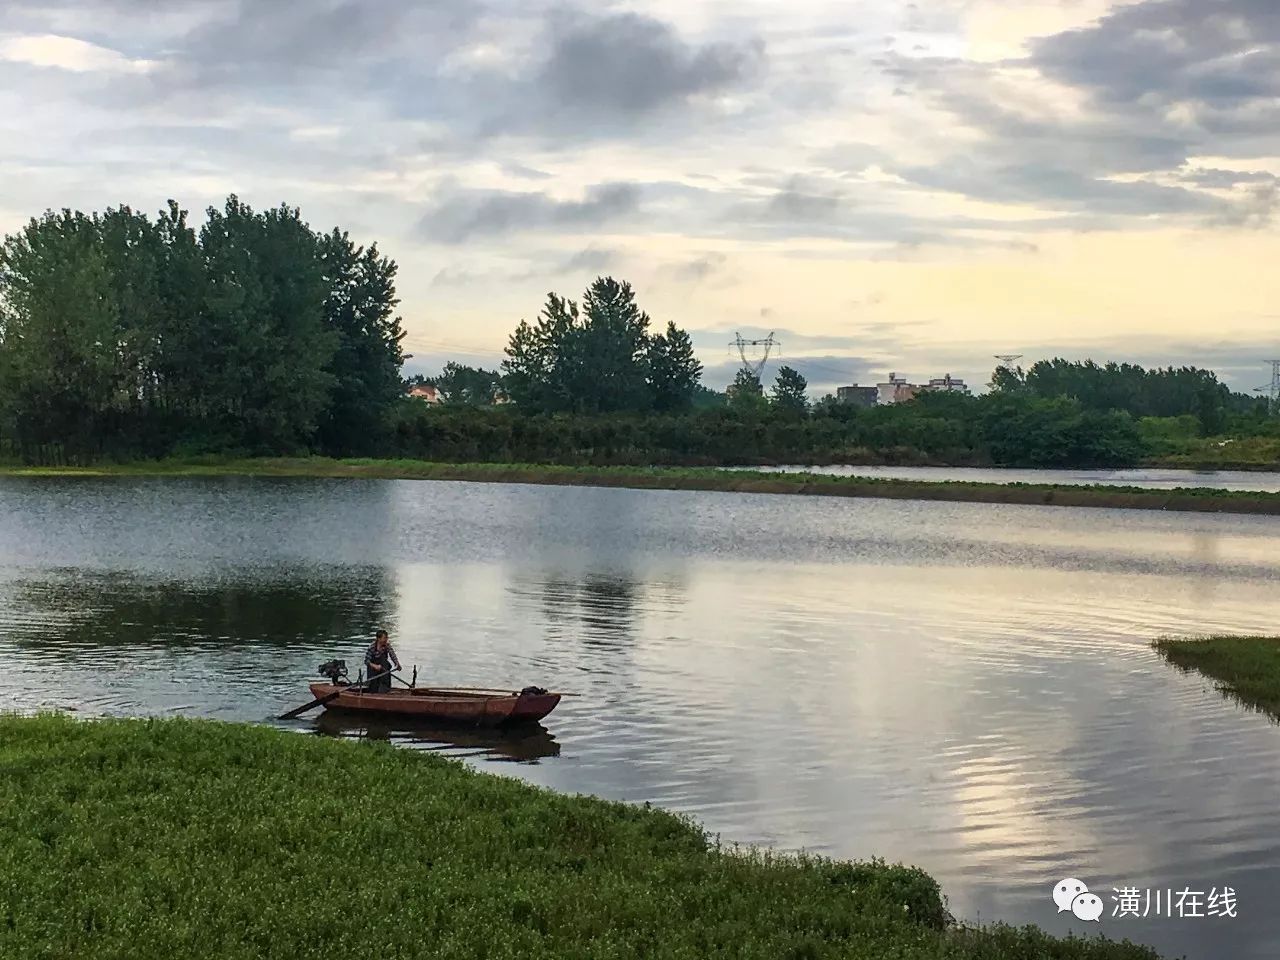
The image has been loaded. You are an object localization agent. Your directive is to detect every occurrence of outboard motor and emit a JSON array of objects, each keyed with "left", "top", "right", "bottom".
[{"left": 318, "top": 659, "right": 349, "bottom": 684}]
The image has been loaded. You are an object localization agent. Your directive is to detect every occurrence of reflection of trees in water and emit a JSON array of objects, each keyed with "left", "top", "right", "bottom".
[
  {"left": 510, "top": 569, "right": 688, "bottom": 652},
  {"left": 534, "top": 574, "right": 638, "bottom": 648},
  {"left": 2, "top": 567, "right": 397, "bottom": 651},
  {"left": 1188, "top": 531, "right": 1221, "bottom": 604}
]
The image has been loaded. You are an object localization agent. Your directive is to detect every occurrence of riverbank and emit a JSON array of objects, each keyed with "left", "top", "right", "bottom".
[
  {"left": 0, "top": 714, "right": 1158, "bottom": 959},
  {"left": 1153, "top": 635, "right": 1280, "bottom": 719},
  {"left": 5, "top": 456, "right": 1280, "bottom": 516}
]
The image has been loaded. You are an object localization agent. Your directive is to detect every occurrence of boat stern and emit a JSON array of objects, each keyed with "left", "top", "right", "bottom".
[{"left": 508, "top": 692, "right": 561, "bottom": 723}]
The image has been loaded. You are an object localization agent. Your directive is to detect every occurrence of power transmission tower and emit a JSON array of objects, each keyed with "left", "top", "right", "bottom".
[
  {"left": 731, "top": 332, "right": 779, "bottom": 381},
  {"left": 1254, "top": 360, "right": 1280, "bottom": 414},
  {"left": 989, "top": 354, "right": 1023, "bottom": 389}
]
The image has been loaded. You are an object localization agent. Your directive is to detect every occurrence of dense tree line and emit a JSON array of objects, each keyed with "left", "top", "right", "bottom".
[
  {"left": 0, "top": 197, "right": 406, "bottom": 461},
  {"left": 991, "top": 358, "right": 1267, "bottom": 436},
  {"left": 3, "top": 196, "right": 1273, "bottom": 470},
  {"left": 387, "top": 390, "right": 1148, "bottom": 468}
]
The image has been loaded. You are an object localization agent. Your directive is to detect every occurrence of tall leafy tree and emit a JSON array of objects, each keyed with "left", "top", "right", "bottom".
[
  {"left": 727, "top": 368, "right": 767, "bottom": 412},
  {"left": 96, "top": 206, "right": 165, "bottom": 431},
  {"left": 502, "top": 277, "right": 701, "bottom": 415},
  {"left": 315, "top": 229, "right": 407, "bottom": 455},
  {"left": 577, "top": 277, "right": 652, "bottom": 413},
  {"left": 770, "top": 366, "right": 809, "bottom": 415},
  {"left": 0, "top": 194, "right": 409, "bottom": 462},
  {"left": 648, "top": 321, "right": 703, "bottom": 413},
  {"left": 149, "top": 201, "right": 211, "bottom": 441},
  {"left": 502, "top": 292, "right": 580, "bottom": 412},
  {"left": 198, "top": 196, "right": 337, "bottom": 452},
  {"left": 0, "top": 210, "right": 120, "bottom": 458}
]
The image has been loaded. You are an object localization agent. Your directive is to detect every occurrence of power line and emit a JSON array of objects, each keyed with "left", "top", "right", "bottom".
[
  {"left": 1254, "top": 359, "right": 1280, "bottom": 414},
  {"left": 730, "top": 331, "right": 779, "bottom": 381},
  {"left": 988, "top": 354, "right": 1024, "bottom": 389}
]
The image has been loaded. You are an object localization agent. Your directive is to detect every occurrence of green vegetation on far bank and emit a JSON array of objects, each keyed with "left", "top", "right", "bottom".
[
  {"left": 0, "top": 714, "right": 1160, "bottom": 960},
  {"left": 5, "top": 456, "right": 1280, "bottom": 516},
  {"left": 1153, "top": 635, "right": 1280, "bottom": 719},
  {"left": 3, "top": 193, "right": 1277, "bottom": 474},
  {"left": 1145, "top": 436, "right": 1280, "bottom": 471}
]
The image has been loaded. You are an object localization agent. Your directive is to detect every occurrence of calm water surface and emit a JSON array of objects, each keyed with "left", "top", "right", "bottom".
[
  {"left": 727, "top": 463, "right": 1280, "bottom": 492},
  {"left": 2, "top": 475, "right": 1280, "bottom": 960}
]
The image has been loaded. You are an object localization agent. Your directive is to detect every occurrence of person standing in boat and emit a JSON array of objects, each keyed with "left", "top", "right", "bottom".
[{"left": 363, "top": 629, "right": 401, "bottom": 694}]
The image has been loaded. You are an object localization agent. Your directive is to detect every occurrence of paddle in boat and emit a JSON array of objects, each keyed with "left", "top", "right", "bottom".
[{"left": 280, "top": 659, "right": 564, "bottom": 727}]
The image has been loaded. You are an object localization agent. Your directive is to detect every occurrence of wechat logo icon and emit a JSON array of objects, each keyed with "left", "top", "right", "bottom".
[{"left": 1053, "top": 878, "right": 1103, "bottom": 922}]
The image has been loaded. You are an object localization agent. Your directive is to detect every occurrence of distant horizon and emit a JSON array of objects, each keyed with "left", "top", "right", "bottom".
[{"left": 401, "top": 336, "right": 1280, "bottom": 400}]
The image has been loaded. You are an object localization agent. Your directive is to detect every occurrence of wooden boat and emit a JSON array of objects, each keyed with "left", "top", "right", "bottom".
[{"left": 307, "top": 683, "right": 562, "bottom": 726}]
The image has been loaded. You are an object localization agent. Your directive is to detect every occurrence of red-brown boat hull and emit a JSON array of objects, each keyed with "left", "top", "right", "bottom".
[{"left": 307, "top": 684, "right": 561, "bottom": 726}]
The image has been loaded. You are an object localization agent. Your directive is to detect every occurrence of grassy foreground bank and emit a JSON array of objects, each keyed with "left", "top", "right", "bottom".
[
  {"left": 4, "top": 456, "right": 1280, "bottom": 516},
  {"left": 0, "top": 715, "right": 1159, "bottom": 960},
  {"left": 1153, "top": 635, "right": 1280, "bottom": 719}
]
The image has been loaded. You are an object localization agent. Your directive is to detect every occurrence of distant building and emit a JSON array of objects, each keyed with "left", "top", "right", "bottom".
[
  {"left": 836, "top": 385, "right": 879, "bottom": 407},
  {"left": 922, "top": 374, "right": 970, "bottom": 395},
  {"left": 877, "top": 372, "right": 919, "bottom": 405},
  {"left": 837, "top": 371, "right": 970, "bottom": 406},
  {"left": 408, "top": 384, "right": 440, "bottom": 404}
]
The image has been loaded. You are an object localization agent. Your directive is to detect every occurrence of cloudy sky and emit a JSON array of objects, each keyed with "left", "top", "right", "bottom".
[{"left": 2, "top": 0, "right": 1278, "bottom": 395}]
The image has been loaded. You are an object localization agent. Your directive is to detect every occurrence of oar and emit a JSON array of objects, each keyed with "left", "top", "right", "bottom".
[{"left": 278, "top": 669, "right": 398, "bottom": 720}]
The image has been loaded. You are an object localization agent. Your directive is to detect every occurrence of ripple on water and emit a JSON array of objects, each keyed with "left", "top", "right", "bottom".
[{"left": 4, "top": 479, "right": 1280, "bottom": 958}]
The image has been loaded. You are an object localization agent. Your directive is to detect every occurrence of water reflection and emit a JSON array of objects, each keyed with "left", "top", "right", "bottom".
[
  {"left": 311, "top": 710, "right": 561, "bottom": 763},
  {"left": 1189, "top": 531, "right": 1221, "bottom": 605},
  {"left": 527, "top": 573, "right": 642, "bottom": 648},
  {"left": 0, "top": 566, "right": 400, "bottom": 719},
  {"left": 4, "top": 477, "right": 1280, "bottom": 960},
  {"left": 0, "top": 567, "right": 396, "bottom": 652}
]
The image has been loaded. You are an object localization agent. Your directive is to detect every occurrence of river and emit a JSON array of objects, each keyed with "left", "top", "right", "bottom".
[{"left": 2, "top": 474, "right": 1278, "bottom": 959}]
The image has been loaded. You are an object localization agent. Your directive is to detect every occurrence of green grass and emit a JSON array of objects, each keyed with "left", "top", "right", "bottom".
[
  {"left": 0, "top": 714, "right": 1162, "bottom": 960},
  {"left": 4, "top": 455, "right": 1280, "bottom": 516},
  {"left": 1153, "top": 635, "right": 1280, "bottom": 719},
  {"left": 1148, "top": 436, "right": 1280, "bottom": 470}
]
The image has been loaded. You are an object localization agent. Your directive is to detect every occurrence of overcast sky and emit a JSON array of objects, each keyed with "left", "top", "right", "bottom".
[{"left": 2, "top": 0, "right": 1278, "bottom": 394}]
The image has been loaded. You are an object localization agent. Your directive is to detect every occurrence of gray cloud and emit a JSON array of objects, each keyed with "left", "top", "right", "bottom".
[
  {"left": 554, "top": 246, "right": 619, "bottom": 275},
  {"left": 898, "top": 159, "right": 1220, "bottom": 217},
  {"left": 763, "top": 176, "right": 847, "bottom": 222},
  {"left": 508, "top": 245, "right": 624, "bottom": 282},
  {"left": 536, "top": 11, "right": 765, "bottom": 118},
  {"left": 692, "top": 325, "right": 906, "bottom": 356},
  {"left": 54, "top": 3, "right": 767, "bottom": 155},
  {"left": 1211, "top": 180, "right": 1279, "bottom": 229},
  {"left": 1181, "top": 168, "right": 1279, "bottom": 189},
  {"left": 3, "top": 0, "right": 1280, "bottom": 357},
  {"left": 416, "top": 182, "right": 642, "bottom": 244},
  {"left": 502, "top": 162, "right": 554, "bottom": 182},
  {"left": 430, "top": 266, "right": 487, "bottom": 288},
  {"left": 1030, "top": 0, "right": 1280, "bottom": 113},
  {"left": 175, "top": 0, "right": 472, "bottom": 83},
  {"left": 660, "top": 252, "right": 729, "bottom": 285},
  {"left": 869, "top": 0, "right": 1280, "bottom": 226}
]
